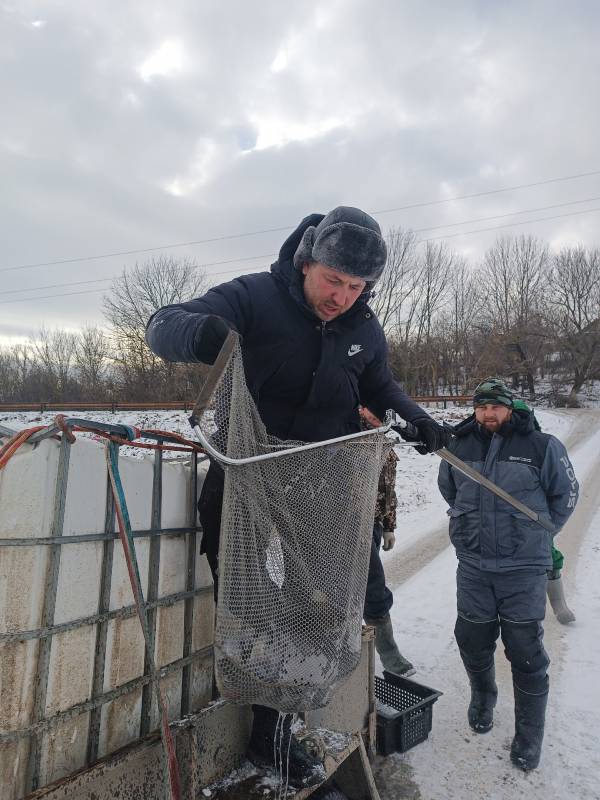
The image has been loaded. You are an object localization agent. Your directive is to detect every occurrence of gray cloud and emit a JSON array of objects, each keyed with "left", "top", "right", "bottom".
[{"left": 1, "top": 0, "right": 600, "bottom": 341}]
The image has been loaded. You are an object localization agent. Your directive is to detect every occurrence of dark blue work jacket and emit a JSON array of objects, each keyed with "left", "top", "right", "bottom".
[
  {"left": 146, "top": 215, "right": 429, "bottom": 442},
  {"left": 438, "top": 410, "right": 578, "bottom": 571}
]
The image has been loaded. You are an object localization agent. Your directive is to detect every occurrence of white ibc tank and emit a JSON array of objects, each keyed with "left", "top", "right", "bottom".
[{"left": 0, "top": 434, "right": 213, "bottom": 799}]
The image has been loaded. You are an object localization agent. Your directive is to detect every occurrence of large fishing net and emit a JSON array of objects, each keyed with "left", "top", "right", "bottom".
[{"left": 198, "top": 342, "right": 392, "bottom": 712}]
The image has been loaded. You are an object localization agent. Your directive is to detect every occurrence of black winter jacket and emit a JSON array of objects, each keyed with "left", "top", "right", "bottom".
[
  {"left": 438, "top": 409, "right": 578, "bottom": 571},
  {"left": 145, "top": 215, "right": 430, "bottom": 442}
]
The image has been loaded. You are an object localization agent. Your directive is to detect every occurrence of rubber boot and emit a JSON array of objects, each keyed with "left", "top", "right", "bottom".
[
  {"left": 247, "top": 705, "right": 325, "bottom": 788},
  {"left": 466, "top": 665, "right": 497, "bottom": 733},
  {"left": 510, "top": 685, "right": 548, "bottom": 771},
  {"left": 365, "top": 614, "right": 415, "bottom": 677},
  {"left": 547, "top": 573, "right": 576, "bottom": 624}
]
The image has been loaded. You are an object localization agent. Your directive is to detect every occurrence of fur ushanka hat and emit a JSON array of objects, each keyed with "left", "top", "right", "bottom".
[{"left": 293, "top": 206, "right": 387, "bottom": 284}]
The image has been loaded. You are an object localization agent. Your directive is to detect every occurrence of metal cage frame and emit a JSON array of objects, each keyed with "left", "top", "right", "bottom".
[{"left": 0, "top": 424, "right": 213, "bottom": 795}]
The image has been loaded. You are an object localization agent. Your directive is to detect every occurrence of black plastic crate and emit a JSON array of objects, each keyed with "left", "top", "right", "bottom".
[{"left": 374, "top": 671, "right": 443, "bottom": 755}]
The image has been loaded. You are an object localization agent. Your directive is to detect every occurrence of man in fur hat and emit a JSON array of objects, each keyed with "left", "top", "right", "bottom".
[{"left": 146, "top": 206, "right": 448, "bottom": 786}]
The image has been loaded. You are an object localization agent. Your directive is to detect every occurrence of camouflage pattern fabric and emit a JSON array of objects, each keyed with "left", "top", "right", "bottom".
[
  {"left": 360, "top": 413, "right": 398, "bottom": 532},
  {"left": 473, "top": 376, "right": 514, "bottom": 408},
  {"left": 375, "top": 449, "right": 398, "bottom": 531}
]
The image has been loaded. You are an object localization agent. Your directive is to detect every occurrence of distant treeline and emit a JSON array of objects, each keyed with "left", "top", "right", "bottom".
[{"left": 1, "top": 236, "right": 599, "bottom": 407}]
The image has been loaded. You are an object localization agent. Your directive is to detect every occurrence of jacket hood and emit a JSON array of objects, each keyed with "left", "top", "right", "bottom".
[
  {"left": 451, "top": 406, "right": 535, "bottom": 439},
  {"left": 277, "top": 213, "right": 325, "bottom": 266}
]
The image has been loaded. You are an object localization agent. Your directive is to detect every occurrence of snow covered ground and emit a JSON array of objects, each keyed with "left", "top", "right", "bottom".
[{"left": 2, "top": 406, "right": 599, "bottom": 798}]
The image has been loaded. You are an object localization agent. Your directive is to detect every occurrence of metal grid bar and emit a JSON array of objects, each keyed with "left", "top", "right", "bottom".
[
  {"left": 140, "top": 448, "right": 163, "bottom": 736},
  {"left": 25, "top": 436, "right": 72, "bottom": 794},
  {"left": 86, "top": 449, "right": 117, "bottom": 765},
  {"left": 180, "top": 450, "right": 198, "bottom": 716},
  {"left": 0, "top": 646, "right": 213, "bottom": 745},
  {"left": 0, "top": 588, "right": 213, "bottom": 644},
  {"left": 0, "top": 526, "right": 201, "bottom": 547}
]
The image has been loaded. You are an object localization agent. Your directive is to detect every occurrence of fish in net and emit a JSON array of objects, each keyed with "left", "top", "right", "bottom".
[{"left": 195, "top": 340, "right": 392, "bottom": 712}]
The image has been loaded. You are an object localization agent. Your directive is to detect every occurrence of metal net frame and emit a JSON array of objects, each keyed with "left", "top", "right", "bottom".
[{"left": 192, "top": 338, "right": 393, "bottom": 712}]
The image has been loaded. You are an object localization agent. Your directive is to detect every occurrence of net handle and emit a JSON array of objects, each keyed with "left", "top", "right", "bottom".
[{"left": 188, "top": 329, "right": 238, "bottom": 428}]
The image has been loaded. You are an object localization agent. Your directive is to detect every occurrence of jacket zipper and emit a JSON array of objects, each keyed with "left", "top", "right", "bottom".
[
  {"left": 306, "top": 321, "right": 328, "bottom": 404},
  {"left": 481, "top": 434, "right": 498, "bottom": 565}
]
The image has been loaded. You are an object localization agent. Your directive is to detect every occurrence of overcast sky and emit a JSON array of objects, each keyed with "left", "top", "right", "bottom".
[{"left": 2, "top": 0, "right": 600, "bottom": 344}]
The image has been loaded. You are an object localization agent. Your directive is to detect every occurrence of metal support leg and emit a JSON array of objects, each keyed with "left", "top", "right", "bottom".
[
  {"left": 181, "top": 451, "right": 198, "bottom": 717},
  {"left": 140, "top": 448, "right": 162, "bottom": 736},
  {"left": 86, "top": 446, "right": 117, "bottom": 764},
  {"left": 25, "top": 436, "right": 71, "bottom": 793}
]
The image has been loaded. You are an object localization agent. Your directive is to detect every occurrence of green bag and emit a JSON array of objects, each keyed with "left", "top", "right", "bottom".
[{"left": 551, "top": 545, "right": 564, "bottom": 572}]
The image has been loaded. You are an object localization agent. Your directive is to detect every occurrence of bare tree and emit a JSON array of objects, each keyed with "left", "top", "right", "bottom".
[
  {"left": 0, "top": 343, "right": 39, "bottom": 402},
  {"left": 435, "top": 260, "right": 485, "bottom": 394},
  {"left": 75, "top": 326, "right": 111, "bottom": 398},
  {"left": 29, "top": 327, "right": 77, "bottom": 399},
  {"left": 0, "top": 349, "right": 17, "bottom": 401},
  {"left": 386, "top": 241, "right": 455, "bottom": 394},
  {"left": 481, "top": 235, "right": 550, "bottom": 396},
  {"left": 371, "top": 227, "right": 420, "bottom": 332},
  {"left": 103, "top": 255, "right": 207, "bottom": 398},
  {"left": 546, "top": 246, "right": 600, "bottom": 404},
  {"left": 12, "top": 344, "right": 32, "bottom": 389},
  {"left": 103, "top": 255, "right": 206, "bottom": 336},
  {"left": 411, "top": 242, "right": 454, "bottom": 393}
]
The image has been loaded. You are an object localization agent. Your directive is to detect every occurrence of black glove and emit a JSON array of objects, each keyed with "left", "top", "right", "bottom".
[
  {"left": 392, "top": 421, "right": 420, "bottom": 442},
  {"left": 414, "top": 418, "right": 451, "bottom": 454},
  {"left": 193, "top": 315, "right": 232, "bottom": 364}
]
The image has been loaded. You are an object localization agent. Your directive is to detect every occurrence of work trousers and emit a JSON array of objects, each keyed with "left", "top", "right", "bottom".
[{"left": 454, "top": 560, "right": 550, "bottom": 694}]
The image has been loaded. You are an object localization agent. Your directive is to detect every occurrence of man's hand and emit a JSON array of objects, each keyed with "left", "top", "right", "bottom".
[
  {"left": 359, "top": 406, "right": 382, "bottom": 428},
  {"left": 382, "top": 530, "right": 396, "bottom": 551},
  {"left": 415, "top": 418, "right": 451, "bottom": 454},
  {"left": 194, "top": 315, "right": 232, "bottom": 364}
]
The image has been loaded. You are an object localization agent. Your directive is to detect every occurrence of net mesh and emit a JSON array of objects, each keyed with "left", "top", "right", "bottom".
[{"left": 200, "top": 342, "right": 392, "bottom": 712}]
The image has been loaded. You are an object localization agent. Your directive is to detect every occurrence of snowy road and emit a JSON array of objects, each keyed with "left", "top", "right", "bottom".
[{"left": 372, "top": 409, "right": 600, "bottom": 800}]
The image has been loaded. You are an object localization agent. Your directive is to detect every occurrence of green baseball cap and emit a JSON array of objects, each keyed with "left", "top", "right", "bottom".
[{"left": 472, "top": 377, "right": 514, "bottom": 408}]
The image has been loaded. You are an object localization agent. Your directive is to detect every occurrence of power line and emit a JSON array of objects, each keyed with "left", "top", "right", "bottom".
[
  {"left": 2, "top": 169, "right": 600, "bottom": 274},
  {"left": 0, "top": 230, "right": 291, "bottom": 275},
  {"left": 0, "top": 263, "right": 276, "bottom": 304},
  {"left": 373, "top": 170, "right": 600, "bottom": 215},
  {"left": 0, "top": 276, "right": 113, "bottom": 297},
  {"left": 0, "top": 286, "right": 111, "bottom": 304},
  {"left": 5, "top": 195, "right": 600, "bottom": 300},
  {"left": 412, "top": 195, "right": 600, "bottom": 235},
  {"left": 0, "top": 254, "right": 277, "bottom": 297},
  {"left": 2, "top": 203, "right": 600, "bottom": 307},
  {"left": 421, "top": 205, "right": 600, "bottom": 242},
  {"left": 190, "top": 252, "right": 278, "bottom": 272}
]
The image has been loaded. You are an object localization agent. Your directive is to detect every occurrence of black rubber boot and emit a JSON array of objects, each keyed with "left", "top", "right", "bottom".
[
  {"left": 466, "top": 665, "right": 498, "bottom": 733},
  {"left": 247, "top": 705, "right": 326, "bottom": 788},
  {"left": 510, "top": 685, "right": 548, "bottom": 771},
  {"left": 365, "top": 614, "right": 415, "bottom": 677}
]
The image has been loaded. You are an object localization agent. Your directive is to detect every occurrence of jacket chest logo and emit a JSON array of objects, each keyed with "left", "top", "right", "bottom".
[
  {"left": 348, "top": 344, "right": 364, "bottom": 357},
  {"left": 508, "top": 456, "right": 532, "bottom": 464}
]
